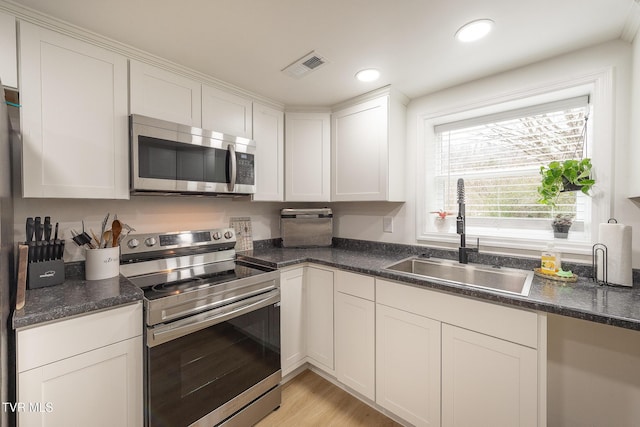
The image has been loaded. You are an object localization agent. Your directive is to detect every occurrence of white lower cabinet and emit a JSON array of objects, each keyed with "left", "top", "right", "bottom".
[
  {"left": 441, "top": 324, "right": 538, "bottom": 427},
  {"left": 376, "top": 304, "right": 441, "bottom": 427},
  {"left": 280, "top": 267, "right": 307, "bottom": 376},
  {"left": 280, "top": 266, "right": 335, "bottom": 376},
  {"left": 334, "top": 271, "right": 375, "bottom": 400},
  {"left": 376, "top": 278, "right": 545, "bottom": 427},
  {"left": 305, "top": 266, "right": 334, "bottom": 371},
  {"left": 16, "top": 303, "right": 143, "bottom": 427}
]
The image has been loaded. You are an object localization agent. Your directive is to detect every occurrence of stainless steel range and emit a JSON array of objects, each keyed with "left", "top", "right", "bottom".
[{"left": 120, "top": 228, "right": 281, "bottom": 427}]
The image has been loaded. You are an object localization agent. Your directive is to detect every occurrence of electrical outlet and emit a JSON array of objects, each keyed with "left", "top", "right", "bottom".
[{"left": 383, "top": 216, "right": 393, "bottom": 233}]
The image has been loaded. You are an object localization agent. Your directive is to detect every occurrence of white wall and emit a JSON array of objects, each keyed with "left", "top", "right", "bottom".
[
  {"left": 14, "top": 197, "right": 287, "bottom": 262},
  {"left": 333, "top": 40, "right": 638, "bottom": 264}
]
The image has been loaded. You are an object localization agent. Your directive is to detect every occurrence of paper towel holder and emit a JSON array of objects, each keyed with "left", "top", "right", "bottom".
[
  {"left": 592, "top": 243, "right": 608, "bottom": 286},
  {"left": 592, "top": 218, "right": 616, "bottom": 286}
]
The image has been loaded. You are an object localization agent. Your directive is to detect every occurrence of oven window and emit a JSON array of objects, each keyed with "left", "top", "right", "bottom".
[{"left": 147, "top": 303, "right": 280, "bottom": 427}]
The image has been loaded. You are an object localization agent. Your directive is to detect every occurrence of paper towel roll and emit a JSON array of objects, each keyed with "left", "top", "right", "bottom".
[{"left": 596, "top": 223, "right": 632, "bottom": 287}]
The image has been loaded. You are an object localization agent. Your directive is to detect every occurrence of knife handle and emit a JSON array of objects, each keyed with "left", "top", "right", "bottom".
[
  {"left": 35, "top": 217, "right": 43, "bottom": 241},
  {"left": 28, "top": 241, "right": 35, "bottom": 264},
  {"left": 26, "top": 217, "right": 34, "bottom": 243},
  {"left": 44, "top": 217, "right": 52, "bottom": 241}
]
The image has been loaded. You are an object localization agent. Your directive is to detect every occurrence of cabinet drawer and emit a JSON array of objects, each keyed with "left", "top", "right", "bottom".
[
  {"left": 335, "top": 270, "right": 375, "bottom": 300},
  {"left": 376, "top": 279, "right": 538, "bottom": 348},
  {"left": 18, "top": 303, "right": 142, "bottom": 372}
]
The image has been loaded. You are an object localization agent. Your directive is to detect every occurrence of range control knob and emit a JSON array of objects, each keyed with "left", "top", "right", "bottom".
[
  {"left": 224, "top": 231, "right": 234, "bottom": 239},
  {"left": 127, "top": 238, "right": 140, "bottom": 249},
  {"left": 212, "top": 232, "right": 222, "bottom": 240},
  {"left": 144, "top": 237, "right": 157, "bottom": 247}
]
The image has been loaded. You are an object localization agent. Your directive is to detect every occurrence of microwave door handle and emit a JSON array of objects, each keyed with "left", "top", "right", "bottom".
[{"left": 227, "top": 144, "right": 237, "bottom": 191}]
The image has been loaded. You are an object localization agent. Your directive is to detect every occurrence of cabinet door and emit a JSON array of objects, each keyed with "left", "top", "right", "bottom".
[
  {"left": 19, "top": 21, "right": 128, "bottom": 198},
  {"left": 376, "top": 304, "right": 441, "bottom": 427},
  {"left": 0, "top": 11, "right": 17, "bottom": 89},
  {"left": 332, "top": 96, "right": 388, "bottom": 201},
  {"left": 280, "top": 268, "right": 306, "bottom": 376},
  {"left": 442, "top": 324, "right": 538, "bottom": 427},
  {"left": 18, "top": 336, "right": 143, "bottom": 427},
  {"left": 335, "top": 292, "right": 375, "bottom": 400},
  {"left": 285, "top": 112, "right": 330, "bottom": 201},
  {"left": 253, "top": 102, "right": 284, "bottom": 201},
  {"left": 202, "top": 84, "right": 252, "bottom": 137},
  {"left": 129, "top": 60, "right": 201, "bottom": 127},
  {"left": 305, "top": 266, "right": 334, "bottom": 371}
]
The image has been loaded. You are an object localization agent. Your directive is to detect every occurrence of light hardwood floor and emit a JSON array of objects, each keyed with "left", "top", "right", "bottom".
[{"left": 256, "top": 370, "right": 403, "bottom": 427}]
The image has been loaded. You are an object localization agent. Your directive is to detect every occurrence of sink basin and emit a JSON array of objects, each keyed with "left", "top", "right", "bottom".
[{"left": 383, "top": 257, "right": 534, "bottom": 296}]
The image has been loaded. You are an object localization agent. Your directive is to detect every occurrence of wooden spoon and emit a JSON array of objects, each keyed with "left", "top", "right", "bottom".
[
  {"left": 111, "top": 219, "right": 122, "bottom": 247},
  {"left": 102, "top": 230, "right": 112, "bottom": 247}
]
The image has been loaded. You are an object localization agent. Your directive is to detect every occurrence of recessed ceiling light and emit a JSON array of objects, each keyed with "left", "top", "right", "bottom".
[
  {"left": 355, "top": 68, "right": 380, "bottom": 82},
  {"left": 455, "top": 19, "right": 494, "bottom": 42}
]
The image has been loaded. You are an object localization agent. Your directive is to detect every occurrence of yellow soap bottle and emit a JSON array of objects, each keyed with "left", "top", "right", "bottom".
[{"left": 541, "top": 244, "right": 558, "bottom": 274}]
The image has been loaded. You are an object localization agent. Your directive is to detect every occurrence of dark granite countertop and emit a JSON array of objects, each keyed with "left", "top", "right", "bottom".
[
  {"left": 12, "top": 275, "right": 143, "bottom": 330},
  {"left": 238, "top": 242, "right": 640, "bottom": 332}
]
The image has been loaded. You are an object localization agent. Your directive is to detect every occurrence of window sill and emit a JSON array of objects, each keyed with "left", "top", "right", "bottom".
[{"left": 418, "top": 231, "right": 593, "bottom": 258}]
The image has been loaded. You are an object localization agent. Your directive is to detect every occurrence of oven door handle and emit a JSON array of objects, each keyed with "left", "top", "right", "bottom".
[{"left": 148, "top": 289, "right": 280, "bottom": 347}]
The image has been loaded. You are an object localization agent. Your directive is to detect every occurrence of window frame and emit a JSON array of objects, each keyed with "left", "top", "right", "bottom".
[{"left": 416, "top": 69, "right": 613, "bottom": 256}]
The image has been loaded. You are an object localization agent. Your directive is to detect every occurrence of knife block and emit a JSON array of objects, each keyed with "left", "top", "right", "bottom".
[{"left": 27, "top": 259, "right": 65, "bottom": 289}]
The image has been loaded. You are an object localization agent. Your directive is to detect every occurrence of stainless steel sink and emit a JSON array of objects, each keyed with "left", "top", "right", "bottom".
[{"left": 383, "top": 257, "right": 534, "bottom": 296}]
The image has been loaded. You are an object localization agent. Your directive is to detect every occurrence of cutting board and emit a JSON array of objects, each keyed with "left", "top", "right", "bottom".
[{"left": 16, "top": 244, "right": 29, "bottom": 310}]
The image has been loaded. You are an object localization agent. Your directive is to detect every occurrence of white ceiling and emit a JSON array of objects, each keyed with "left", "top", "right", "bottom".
[{"left": 8, "top": 0, "right": 640, "bottom": 107}]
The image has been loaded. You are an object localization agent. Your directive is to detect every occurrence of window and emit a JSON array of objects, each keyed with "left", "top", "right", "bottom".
[{"left": 426, "top": 96, "right": 592, "bottom": 241}]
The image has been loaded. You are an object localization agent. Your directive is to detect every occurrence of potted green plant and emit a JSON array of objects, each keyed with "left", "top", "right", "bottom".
[
  {"left": 552, "top": 214, "right": 573, "bottom": 238},
  {"left": 537, "top": 158, "right": 595, "bottom": 207}
]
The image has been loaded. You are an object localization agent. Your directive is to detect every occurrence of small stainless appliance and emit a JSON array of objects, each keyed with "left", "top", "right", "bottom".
[
  {"left": 280, "top": 208, "right": 333, "bottom": 247},
  {"left": 120, "top": 228, "right": 280, "bottom": 427},
  {"left": 130, "top": 114, "right": 256, "bottom": 196}
]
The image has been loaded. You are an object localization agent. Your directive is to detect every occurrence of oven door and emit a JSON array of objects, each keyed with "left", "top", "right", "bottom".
[{"left": 146, "top": 289, "right": 280, "bottom": 427}]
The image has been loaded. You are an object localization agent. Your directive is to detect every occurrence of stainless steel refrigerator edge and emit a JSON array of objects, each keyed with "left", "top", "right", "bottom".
[{"left": 1, "top": 80, "right": 16, "bottom": 427}]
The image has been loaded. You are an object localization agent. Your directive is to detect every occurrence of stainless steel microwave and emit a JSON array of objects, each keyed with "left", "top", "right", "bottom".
[{"left": 129, "top": 114, "right": 256, "bottom": 196}]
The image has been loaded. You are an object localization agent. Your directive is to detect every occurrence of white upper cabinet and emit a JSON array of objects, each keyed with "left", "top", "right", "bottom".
[
  {"left": 129, "top": 60, "right": 201, "bottom": 127},
  {"left": 253, "top": 102, "right": 284, "bottom": 201},
  {"left": 285, "top": 112, "right": 331, "bottom": 201},
  {"left": 19, "top": 21, "right": 129, "bottom": 199},
  {"left": 331, "top": 87, "right": 407, "bottom": 202},
  {"left": 202, "top": 84, "right": 253, "bottom": 138},
  {"left": 0, "top": 11, "right": 17, "bottom": 89}
]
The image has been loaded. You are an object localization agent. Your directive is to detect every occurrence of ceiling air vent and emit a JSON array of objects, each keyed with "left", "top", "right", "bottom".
[{"left": 282, "top": 51, "right": 328, "bottom": 79}]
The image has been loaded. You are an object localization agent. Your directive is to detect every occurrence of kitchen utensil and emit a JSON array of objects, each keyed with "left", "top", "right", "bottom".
[
  {"left": 102, "top": 230, "right": 112, "bottom": 248},
  {"left": 26, "top": 217, "right": 34, "bottom": 242},
  {"left": 90, "top": 229, "right": 101, "bottom": 247},
  {"left": 43, "top": 217, "right": 52, "bottom": 260},
  {"left": 71, "top": 229, "right": 95, "bottom": 249},
  {"left": 99, "top": 213, "right": 109, "bottom": 248},
  {"left": 111, "top": 219, "right": 122, "bottom": 247},
  {"left": 16, "top": 245, "right": 28, "bottom": 310},
  {"left": 26, "top": 217, "right": 35, "bottom": 263},
  {"left": 34, "top": 216, "right": 43, "bottom": 242}
]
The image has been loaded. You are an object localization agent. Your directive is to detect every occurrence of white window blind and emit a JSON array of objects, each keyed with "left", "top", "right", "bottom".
[{"left": 434, "top": 96, "right": 590, "bottom": 225}]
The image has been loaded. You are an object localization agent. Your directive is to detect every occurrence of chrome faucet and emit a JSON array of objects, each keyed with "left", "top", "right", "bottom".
[{"left": 456, "top": 178, "right": 479, "bottom": 264}]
